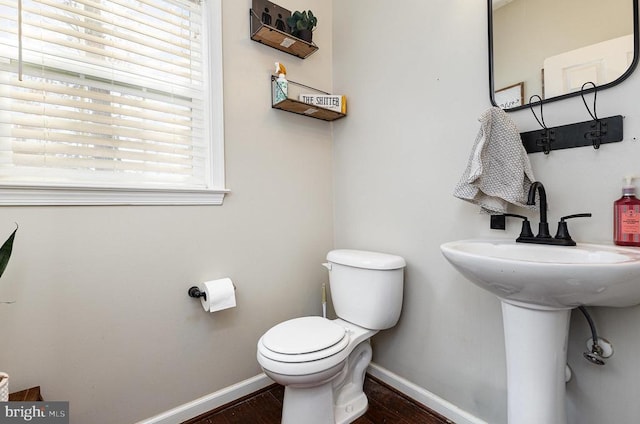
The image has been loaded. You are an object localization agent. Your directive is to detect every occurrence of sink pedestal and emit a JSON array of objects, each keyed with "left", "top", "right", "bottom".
[
  {"left": 441, "top": 239, "right": 640, "bottom": 424},
  {"left": 502, "top": 301, "right": 571, "bottom": 424}
]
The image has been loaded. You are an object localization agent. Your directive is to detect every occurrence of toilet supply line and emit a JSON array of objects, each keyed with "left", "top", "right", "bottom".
[{"left": 322, "top": 283, "right": 327, "bottom": 318}]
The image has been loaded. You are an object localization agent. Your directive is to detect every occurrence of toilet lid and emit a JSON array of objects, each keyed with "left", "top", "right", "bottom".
[{"left": 262, "top": 316, "right": 347, "bottom": 355}]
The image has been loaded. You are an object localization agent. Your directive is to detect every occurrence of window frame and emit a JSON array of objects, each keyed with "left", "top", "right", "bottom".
[{"left": 0, "top": 0, "right": 228, "bottom": 206}]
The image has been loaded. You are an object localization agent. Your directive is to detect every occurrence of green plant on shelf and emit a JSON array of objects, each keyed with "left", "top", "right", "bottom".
[{"left": 286, "top": 10, "right": 317, "bottom": 42}]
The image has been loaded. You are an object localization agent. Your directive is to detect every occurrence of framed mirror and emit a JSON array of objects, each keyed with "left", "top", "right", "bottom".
[{"left": 489, "top": 0, "right": 639, "bottom": 111}]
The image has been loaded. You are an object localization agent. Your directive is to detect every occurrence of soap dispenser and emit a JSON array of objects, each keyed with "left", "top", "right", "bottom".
[{"left": 614, "top": 176, "right": 640, "bottom": 246}]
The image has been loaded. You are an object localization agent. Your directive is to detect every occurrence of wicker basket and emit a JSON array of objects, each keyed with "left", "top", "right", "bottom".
[{"left": 0, "top": 373, "right": 8, "bottom": 402}]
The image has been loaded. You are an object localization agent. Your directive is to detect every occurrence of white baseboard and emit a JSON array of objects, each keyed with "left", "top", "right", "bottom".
[
  {"left": 367, "top": 363, "right": 488, "bottom": 424},
  {"left": 136, "top": 373, "right": 274, "bottom": 424},
  {"left": 137, "top": 364, "right": 487, "bottom": 424}
]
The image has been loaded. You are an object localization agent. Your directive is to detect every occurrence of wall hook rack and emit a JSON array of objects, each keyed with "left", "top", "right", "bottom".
[
  {"left": 520, "top": 91, "right": 623, "bottom": 154},
  {"left": 580, "top": 82, "right": 605, "bottom": 149},
  {"left": 528, "top": 95, "right": 554, "bottom": 154}
]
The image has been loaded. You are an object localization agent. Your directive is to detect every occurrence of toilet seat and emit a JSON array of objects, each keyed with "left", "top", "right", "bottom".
[
  {"left": 258, "top": 318, "right": 377, "bottom": 378},
  {"left": 259, "top": 316, "right": 350, "bottom": 363}
]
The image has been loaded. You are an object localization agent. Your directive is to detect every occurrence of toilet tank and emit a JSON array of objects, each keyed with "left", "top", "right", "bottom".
[{"left": 325, "top": 249, "right": 406, "bottom": 330}]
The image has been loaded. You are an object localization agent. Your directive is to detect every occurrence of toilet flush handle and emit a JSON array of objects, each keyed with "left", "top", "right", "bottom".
[{"left": 322, "top": 262, "right": 332, "bottom": 270}]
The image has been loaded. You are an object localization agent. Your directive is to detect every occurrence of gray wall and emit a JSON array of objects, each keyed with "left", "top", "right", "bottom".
[
  {"left": 0, "top": 1, "right": 334, "bottom": 423},
  {"left": 333, "top": 1, "right": 640, "bottom": 423}
]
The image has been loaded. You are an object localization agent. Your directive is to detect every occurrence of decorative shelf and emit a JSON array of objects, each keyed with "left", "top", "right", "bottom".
[
  {"left": 250, "top": 0, "right": 318, "bottom": 59},
  {"left": 271, "top": 76, "right": 346, "bottom": 122}
]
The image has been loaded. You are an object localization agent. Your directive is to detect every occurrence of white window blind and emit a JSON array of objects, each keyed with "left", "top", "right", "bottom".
[{"left": 0, "top": 0, "right": 226, "bottom": 205}]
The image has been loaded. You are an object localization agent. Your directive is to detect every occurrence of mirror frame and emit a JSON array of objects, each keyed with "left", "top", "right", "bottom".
[{"left": 488, "top": 0, "right": 640, "bottom": 112}]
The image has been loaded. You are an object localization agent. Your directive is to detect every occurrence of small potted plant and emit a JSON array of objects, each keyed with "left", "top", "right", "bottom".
[
  {"left": 287, "top": 10, "right": 317, "bottom": 43},
  {"left": 0, "top": 224, "right": 17, "bottom": 285}
]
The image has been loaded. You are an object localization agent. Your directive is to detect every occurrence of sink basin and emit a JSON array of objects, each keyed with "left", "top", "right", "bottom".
[
  {"left": 442, "top": 238, "right": 640, "bottom": 423},
  {"left": 440, "top": 238, "right": 640, "bottom": 309}
]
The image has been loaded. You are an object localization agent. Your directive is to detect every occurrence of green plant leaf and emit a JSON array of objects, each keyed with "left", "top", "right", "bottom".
[{"left": 0, "top": 224, "right": 17, "bottom": 279}]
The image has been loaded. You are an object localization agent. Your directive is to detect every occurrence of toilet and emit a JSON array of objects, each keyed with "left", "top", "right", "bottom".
[{"left": 257, "top": 249, "right": 406, "bottom": 424}]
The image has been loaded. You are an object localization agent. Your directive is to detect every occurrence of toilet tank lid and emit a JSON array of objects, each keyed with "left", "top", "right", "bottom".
[{"left": 327, "top": 249, "right": 406, "bottom": 270}]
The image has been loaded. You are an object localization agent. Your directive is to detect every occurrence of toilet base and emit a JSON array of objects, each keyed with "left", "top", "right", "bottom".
[
  {"left": 282, "top": 383, "right": 338, "bottom": 424},
  {"left": 334, "top": 390, "right": 367, "bottom": 424},
  {"left": 281, "top": 341, "right": 372, "bottom": 424}
]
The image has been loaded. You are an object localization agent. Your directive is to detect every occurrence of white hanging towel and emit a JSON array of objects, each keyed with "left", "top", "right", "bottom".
[{"left": 454, "top": 107, "right": 536, "bottom": 214}]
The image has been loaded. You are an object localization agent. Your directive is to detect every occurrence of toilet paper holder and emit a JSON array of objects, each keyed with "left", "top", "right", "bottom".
[
  {"left": 188, "top": 283, "right": 236, "bottom": 301},
  {"left": 188, "top": 286, "right": 207, "bottom": 300}
]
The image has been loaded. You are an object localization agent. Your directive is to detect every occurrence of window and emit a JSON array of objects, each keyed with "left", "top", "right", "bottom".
[{"left": 0, "top": 0, "right": 226, "bottom": 205}]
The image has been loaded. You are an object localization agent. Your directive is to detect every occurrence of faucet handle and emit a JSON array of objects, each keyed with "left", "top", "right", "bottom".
[
  {"left": 503, "top": 214, "right": 534, "bottom": 239},
  {"left": 560, "top": 213, "right": 593, "bottom": 221},
  {"left": 555, "top": 213, "right": 592, "bottom": 242}
]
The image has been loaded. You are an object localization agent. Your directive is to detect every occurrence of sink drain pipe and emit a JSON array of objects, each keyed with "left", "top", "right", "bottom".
[{"left": 578, "top": 306, "right": 606, "bottom": 365}]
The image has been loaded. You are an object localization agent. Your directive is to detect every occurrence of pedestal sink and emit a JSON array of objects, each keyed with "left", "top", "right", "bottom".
[{"left": 440, "top": 239, "right": 640, "bottom": 424}]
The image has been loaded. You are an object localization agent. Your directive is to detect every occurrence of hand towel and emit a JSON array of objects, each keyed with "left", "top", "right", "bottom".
[{"left": 453, "top": 107, "right": 535, "bottom": 214}]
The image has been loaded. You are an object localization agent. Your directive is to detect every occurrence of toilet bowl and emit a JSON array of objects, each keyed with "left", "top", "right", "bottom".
[
  {"left": 256, "top": 249, "right": 406, "bottom": 424},
  {"left": 258, "top": 317, "right": 376, "bottom": 423}
]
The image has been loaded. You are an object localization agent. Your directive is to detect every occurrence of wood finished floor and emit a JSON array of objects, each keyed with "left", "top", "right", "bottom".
[{"left": 183, "top": 375, "right": 454, "bottom": 424}]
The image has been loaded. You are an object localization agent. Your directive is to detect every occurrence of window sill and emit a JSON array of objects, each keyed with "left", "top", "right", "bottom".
[{"left": 0, "top": 186, "right": 230, "bottom": 206}]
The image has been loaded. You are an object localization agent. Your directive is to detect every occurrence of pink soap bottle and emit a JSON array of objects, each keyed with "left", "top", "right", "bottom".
[{"left": 614, "top": 176, "right": 640, "bottom": 246}]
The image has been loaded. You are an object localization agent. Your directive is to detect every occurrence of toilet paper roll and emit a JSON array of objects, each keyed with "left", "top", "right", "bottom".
[{"left": 200, "top": 278, "right": 236, "bottom": 312}]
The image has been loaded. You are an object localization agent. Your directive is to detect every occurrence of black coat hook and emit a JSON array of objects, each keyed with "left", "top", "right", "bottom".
[
  {"left": 520, "top": 88, "right": 623, "bottom": 154},
  {"left": 528, "top": 95, "right": 554, "bottom": 154},
  {"left": 580, "top": 82, "right": 606, "bottom": 149}
]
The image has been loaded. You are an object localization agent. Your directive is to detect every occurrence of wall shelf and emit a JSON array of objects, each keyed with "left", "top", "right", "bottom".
[
  {"left": 271, "top": 76, "right": 346, "bottom": 122},
  {"left": 250, "top": 1, "right": 318, "bottom": 59}
]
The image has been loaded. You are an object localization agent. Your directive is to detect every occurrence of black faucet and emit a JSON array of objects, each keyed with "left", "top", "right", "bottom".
[
  {"left": 526, "top": 181, "right": 551, "bottom": 239},
  {"left": 513, "top": 181, "right": 591, "bottom": 246}
]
